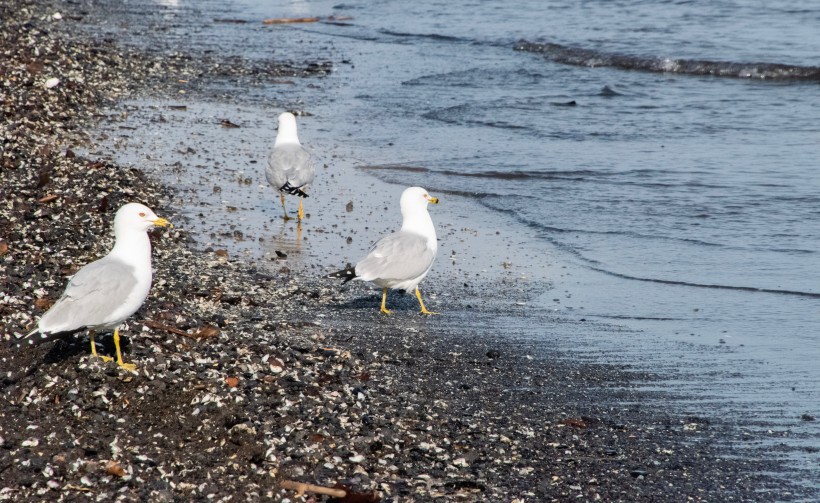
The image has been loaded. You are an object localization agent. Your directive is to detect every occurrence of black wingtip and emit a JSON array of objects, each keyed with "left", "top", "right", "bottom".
[
  {"left": 15, "top": 329, "right": 78, "bottom": 349},
  {"left": 280, "top": 182, "right": 309, "bottom": 198},
  {"left": 14, "top": 333, "right": 43, "bottom": 349},
  {"left": 327, "top": 265, "right": 357, "bottom": 284},
  {"left": 14, "top": 338, "right": 39, "bottom": 350}
]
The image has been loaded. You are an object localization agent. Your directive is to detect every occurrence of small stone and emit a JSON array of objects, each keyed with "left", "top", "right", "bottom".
[
  {"left": 269, "top": 359, "right": 285, "bottom": 374},
  {"left": 105, "top": 460, "right": 126, "bottom": 477}
]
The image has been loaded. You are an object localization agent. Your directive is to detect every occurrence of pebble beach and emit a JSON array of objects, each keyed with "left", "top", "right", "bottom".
[{"left": 0, "top": 1, "right": 812, "bottom": 501}]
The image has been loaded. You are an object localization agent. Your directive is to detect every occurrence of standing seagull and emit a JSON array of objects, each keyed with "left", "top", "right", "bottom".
[
  {"left": 330, "top": 187, "right": 440, "bottom": 315},
  {"left": 19, "top": 203, "right": 170, "bottom": 371},
  {"left": 266, "top": 112, "right": 315, "bottom": 220}
]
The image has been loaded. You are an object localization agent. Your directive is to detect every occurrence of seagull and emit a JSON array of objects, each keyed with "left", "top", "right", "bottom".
[
  {"left": 266, "top": 112, "right": 315, "bottom": 221},
  {"left": 19, "top": 203, "right": 170, "bottom": 371},
  {"left": 330, "top": 186, "right": 440, "bottom": 315}
]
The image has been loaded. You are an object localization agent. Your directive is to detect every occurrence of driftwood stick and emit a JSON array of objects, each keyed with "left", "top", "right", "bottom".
[
  {"left": 63, "top": 485, "right": 94, "bottom": 492},
  {"left": 262, "top": 17, "right": 320, "bottom": 25},
  {"left": 141, "top": 319, "right": 193, "bottom": 337},
  {"left": 280, "top": 480, "right": 346, "bottom": 498},
  {"left": 141, "top": 319, "right": 219, "bottom": 340}
]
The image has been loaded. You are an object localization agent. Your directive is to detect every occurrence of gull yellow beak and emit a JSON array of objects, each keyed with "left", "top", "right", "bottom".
[
  {"left": 152, "top": 217, "right": 172, "bottom": 228},
  {"left": 427, "top": 196, "right": 440, "bottom": 204}
]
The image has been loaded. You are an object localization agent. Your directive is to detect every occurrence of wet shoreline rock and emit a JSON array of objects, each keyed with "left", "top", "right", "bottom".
[{"left": 0, "top": 1, "right": 810, "bottom": 501}]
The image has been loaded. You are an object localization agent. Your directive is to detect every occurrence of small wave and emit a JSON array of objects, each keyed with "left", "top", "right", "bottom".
[
  {"left": 441, "top": 168, "right": 600, "bottom": 181},
  {"left": 359, "top": 163, "right": 581, "bottom": 186},
  {"left": 403, "top": 67, "right": 545, "bottom": 87},
  {"left": 589, "top": 266, "right": 820, "bottom": 299},
  {"left": 359, "top": 164, "right": 677, "bottom": 185},
  {"left": 515, "top": 40, "right": 820, "bottom": 81},
  {"left": 589, "top": 314, "right": 684, "bottom": 321},
  {"left": 359, "top": 164, "right": 430, "bottom": 173},
  {"left": 361, "top": 164, "right": 612, "bottom": 181},
  {"left": 380, "top": 29, "right": 467, "bottom": 43},
  {"left": 598, "top": 85, "right": 622, "bottom": 96},
  {"left": 421, "top": 106, "right": 537, "bottom": 132}
]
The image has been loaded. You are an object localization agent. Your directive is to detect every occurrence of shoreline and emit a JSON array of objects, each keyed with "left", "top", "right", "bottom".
[{"left": 0, "top": 1, "right": 813, "bottom": 501}]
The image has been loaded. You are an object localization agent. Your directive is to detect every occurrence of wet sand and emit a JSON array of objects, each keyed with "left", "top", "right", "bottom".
[{"left": 0, "top": 1, "right": 813, "bottom": 501}]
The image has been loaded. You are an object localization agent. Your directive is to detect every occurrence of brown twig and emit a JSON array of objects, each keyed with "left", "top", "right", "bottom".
[
  {"left": 262, "top": 15, "right": 353, "bottom": 25},
  {"left": 262, "top": 17, "right": 320, "bottom": 25},
  {"left": 280, "top": 480, "right": 346, "bottom": 498},
  {"left": 63, "top": 485, "right": 93, "bottom": 492},
  {"left": 141, "top": 320, "right": 219, "bottom": 339}
]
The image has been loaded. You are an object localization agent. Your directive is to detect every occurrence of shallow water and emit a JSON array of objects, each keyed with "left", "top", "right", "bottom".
[{"left": 87, "top": 0, "right": 820, "bottom": 493}]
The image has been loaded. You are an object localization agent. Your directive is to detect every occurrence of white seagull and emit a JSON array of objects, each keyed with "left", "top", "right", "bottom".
[
  {"left": 266, "top": 112, "right": 315, "bottom": 220},
  {"left": 330, "top": 186, "right": 440, "bottom": 315},
  {"left": 19, "top": 203, "right": 170, "bottom": 371}
]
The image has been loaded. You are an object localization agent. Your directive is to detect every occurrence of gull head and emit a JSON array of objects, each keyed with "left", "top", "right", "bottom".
[
  {"left": 114, "top": 203, "right": 170, "bottom": 235},
  {"left": 400, "top": 186, "right": 439, "bottom": 216},
  {"left": 275, "top": 112, "right": 300, "bottom": 145}
]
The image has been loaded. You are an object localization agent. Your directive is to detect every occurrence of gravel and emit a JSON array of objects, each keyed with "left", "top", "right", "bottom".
[{"left": 0, "top": 1, "right": 811, "bottom": 501}]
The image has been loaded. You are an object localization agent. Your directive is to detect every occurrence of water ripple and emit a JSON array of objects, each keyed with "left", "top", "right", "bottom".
[{"left": 515, "top": 40, "right": 820, "bottom": 81}]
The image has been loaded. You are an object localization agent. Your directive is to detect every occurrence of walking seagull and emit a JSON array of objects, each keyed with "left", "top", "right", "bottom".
[
  {"left": 330, "top": 187, "right": 440, "bottom": 315},
  {"left": 18, "top": 203, "right": 170, "bottom": 371},
  {"left": 266, "top": 112, "right": 315, "bottom": 220}
]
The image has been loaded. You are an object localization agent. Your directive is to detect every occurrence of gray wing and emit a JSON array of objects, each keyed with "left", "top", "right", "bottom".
[
  {"left": 355, "top": 232, "right": 434, "bottom": 283},
  {"left": 266, "top": 144, "right": 314, "bottom": 191},
  {"left": 39, "top": 258, "right": 139, "bottom": 333}
]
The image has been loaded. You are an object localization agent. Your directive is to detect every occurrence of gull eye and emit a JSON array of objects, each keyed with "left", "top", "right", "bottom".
[{"left": 139, "top": 212, "right": 146, "bottom": 217}]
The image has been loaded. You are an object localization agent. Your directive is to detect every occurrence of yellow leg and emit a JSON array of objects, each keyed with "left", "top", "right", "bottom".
[
  {"left": 113, "top": 328, "right": 137, "bottom": 372},
  {"left": 280, "top": 193, "right": 291, "bottom": 220},
  {"left": 89, "top": 331, "right": 113, "bottom": 362},
  {"left": 415, "top": 287, "right": 439, "bottom": 315},
  {"left": 297, "top": 198, "right": 305, "bottom": 220},
  {"left": 380, "top": 288, "right": 392, "bottom": 315}
]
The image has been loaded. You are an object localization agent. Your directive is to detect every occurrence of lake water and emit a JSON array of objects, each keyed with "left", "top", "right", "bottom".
[{"left": 87, "top": 0, "right": 820, "bottom": 493}]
